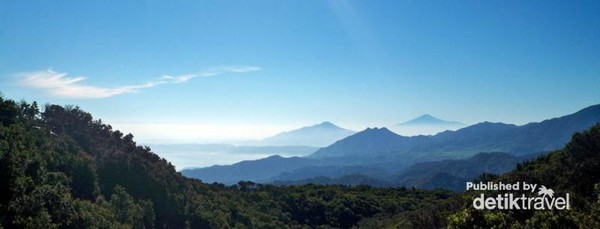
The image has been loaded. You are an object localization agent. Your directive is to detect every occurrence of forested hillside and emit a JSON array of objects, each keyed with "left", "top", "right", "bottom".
[
  {"left": 2, "top": 95, "right": 599, "bottom": 228},
  {"left": 0, "top": 96, "right": 452, "bottom": 228},
  {"left": 444, "top": 122, "right": 600, "bottom": 228},
  {"left": 360, "top": 122, "right": 600, "bottom": 228}
]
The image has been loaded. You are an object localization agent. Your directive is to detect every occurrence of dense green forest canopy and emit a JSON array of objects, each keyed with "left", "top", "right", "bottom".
[
  {"left": 1, "top": 95, "right": 599, "bottom": 228},
  {"left": 358, "top": 121, "right": 600, "bottom": 228},
  {"left": 0, "top": 96, "right": 452, "bottom": 228},
  {"left": 443, "top": 123, "right": 600, "bottom": 228}
]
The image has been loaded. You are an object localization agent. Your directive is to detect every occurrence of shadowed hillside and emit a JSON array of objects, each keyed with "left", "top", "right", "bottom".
[
  {"left": 360, "top": 123, "right": 600, "bottom": 227},
  {"left": 0, "top": 96, "right": 452, "bottom": 228}
]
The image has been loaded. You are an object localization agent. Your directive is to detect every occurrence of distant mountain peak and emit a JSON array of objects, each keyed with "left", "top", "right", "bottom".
[
  {"left": 259, "top": 122, "right": 356, "bottom": 147},
  {"left": 314, "top": 121, "right": 337, "bottom": 128},
  {"left": 345, "top": 127, "right": 402, "bottom": 141},
  {"left": 417, "top": 114, "right": 435, "bottom": 119},
  {"left": 363, "top": 127, "right": 395, "bottom": 134},
  {"left": 410, "top": 114, "right": 442, "bottom": 123},
  {"left": 299, "top": 121, "right": 348, "bottom": 131},
  {"left": 398, "top": 114, "right": 463, "bottom": 126},
  {"left": 308, "top": 126, "right": 404, "bottom": 159},
  {"left": 390, "top": 115, "right": 467, "bottom": 136}
]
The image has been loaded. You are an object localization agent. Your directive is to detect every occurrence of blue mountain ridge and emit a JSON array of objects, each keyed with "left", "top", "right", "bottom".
[{"left": 182, "top": 104, "right": 600, "bottom": 188}]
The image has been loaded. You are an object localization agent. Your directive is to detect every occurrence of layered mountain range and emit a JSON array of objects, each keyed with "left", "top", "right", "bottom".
[
  {"left": 3, "top": 95, "right": 599, "bottom": 227},
  {"left": 182, "top": 104, "right": 600, "bottom": 189}
]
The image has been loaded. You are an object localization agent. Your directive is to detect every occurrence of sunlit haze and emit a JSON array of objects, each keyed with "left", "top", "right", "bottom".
[
  {"left": 111, "top": 122, "right": 299, "bottom": 144},
  {"left": 1, "top": 1, "right": 599, "bottom": 143}
]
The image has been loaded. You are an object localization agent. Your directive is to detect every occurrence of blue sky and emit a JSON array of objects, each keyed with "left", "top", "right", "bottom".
[{"left": 1, "top": 1, "right": 599, "bottom": 143}]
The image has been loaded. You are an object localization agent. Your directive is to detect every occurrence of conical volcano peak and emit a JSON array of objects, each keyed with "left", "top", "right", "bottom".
[
  {"left": 399, "top": 114, "right": 463, "bottom": 126},
  {"left": 315, "top": 121, "right": 337, "bottom": 128}
]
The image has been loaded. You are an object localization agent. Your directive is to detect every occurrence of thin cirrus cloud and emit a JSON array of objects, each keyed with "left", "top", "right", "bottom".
[
  {"left": 18, "top": 66, "right": 261, "bottom": 99},
  {"left": 160, "top": 66, "right": 261, "bottom": 83}
]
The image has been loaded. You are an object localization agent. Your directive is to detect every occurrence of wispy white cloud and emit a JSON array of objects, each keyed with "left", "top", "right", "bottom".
[
  {"left": 160, "top": 74, "right": 195, "bottom": 83},
  {"left": 18, "top": 65, "right": 261, "bottom": 99},
  {"left": 161, "top": 66, "right": 262, "bottom": 83},
  {"left": 18, "top": 69, "right": 160, "bottom": 99}
]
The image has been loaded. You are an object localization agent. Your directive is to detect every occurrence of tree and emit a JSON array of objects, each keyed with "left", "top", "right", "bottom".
[{"left": 0, "top": 96, "right": 19, "bottom": 126}]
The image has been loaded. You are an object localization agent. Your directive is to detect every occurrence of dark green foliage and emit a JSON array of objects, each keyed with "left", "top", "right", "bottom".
[
  {"left": 437, "top": 122, "right": 600, "bottom": 228},
  {"left": 0, "top": 97, "right": 19, "bottom": 126},
  {"left": 0, "top": 95, "right": 452, "bottom": 228},
  {"left": 7, "top": 94, "right": 597, "bottom": 228},
  {"left": 354, "top": 122, "right": 600, "bottom": 228},
  {"left": 109, "top": 185, "right": 154, "bottom": 228}
]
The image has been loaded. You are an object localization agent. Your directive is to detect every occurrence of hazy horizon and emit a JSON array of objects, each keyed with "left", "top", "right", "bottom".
[{"left": 2, "top": 1, "right": 599, "bottom": 144}]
